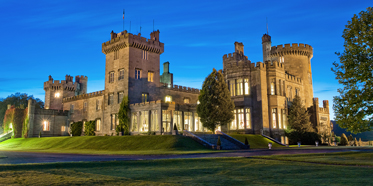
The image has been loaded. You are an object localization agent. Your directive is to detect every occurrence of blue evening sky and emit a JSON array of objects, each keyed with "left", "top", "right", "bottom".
[{"left": 0, "top": 0, "right": 371, "bottom": 119}]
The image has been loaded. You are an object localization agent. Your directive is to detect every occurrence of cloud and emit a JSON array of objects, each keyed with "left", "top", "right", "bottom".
[{"left": 314, "top": 89, "right": 333, "bottom": 93}]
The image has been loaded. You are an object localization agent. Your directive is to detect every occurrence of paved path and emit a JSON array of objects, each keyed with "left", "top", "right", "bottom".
[{"left": 1, "top": 148, "right": 371, "bottom": 165}]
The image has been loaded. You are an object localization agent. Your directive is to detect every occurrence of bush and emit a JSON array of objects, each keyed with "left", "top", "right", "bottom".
[
  {"left": 84, "top": 121, "right": 96, "bottom": 136},
  {"left": 285, "top": 131, "right": 321, "bottom": 145},
  {"left": 245, "top": 137, "right": 249, "bottom": 146},
  {"left": 340, "top": 133, "right": 348, "bottom": 146},
  {"left": 174, "top": 124, "right": 178, "bottom": 131},
  {"left": 354, "top": 138, "right": 358, "bottom": 146},
  {"left": 348, "top": 134, "right": 353, "bottom": 141},
  {"left": 217, "top": 136, "right": 221, "bottom": 146},
  {"left": 70, "top": 121, "right": 83, "bottom": 136}
]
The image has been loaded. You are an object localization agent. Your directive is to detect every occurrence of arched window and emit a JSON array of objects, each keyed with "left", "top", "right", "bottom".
[{"left": 270, "top": 79, "right": 276, "bottom": 95}]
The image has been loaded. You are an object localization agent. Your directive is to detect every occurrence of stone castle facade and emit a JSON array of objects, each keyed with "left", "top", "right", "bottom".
[{"left": 38, "top": 29, "right": 330, "bottom": 142}]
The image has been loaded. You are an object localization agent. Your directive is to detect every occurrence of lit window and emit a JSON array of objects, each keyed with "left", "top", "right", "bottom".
[
  {"left": 163, "top": 110, "right": 172, "bottom": 132},
  {"left": 109, "top": 72, "right": 114, "bottom": 83},
  {"left": 244, "top": 78, "right": 250, "bottom": 95},
  {"left": 236, "top": 79, "right": 243, "bottom": 96},
  {"left": 195, "top": 113, "right": 202, "bottom": 132},
  {"left": 118, "top": 92, "right": 124, "bottom": 103},
  {"left": 282, "top": 109, "right": 287, "bottom": 129},
  {"left": 96, "top": 100, "right": 101, "bottom": 111},
  {"left": 131, "top": 112, "right": 138, "bottom": 132},
  {"left": 272, "top": 108, "right": 277, "bottom": 128},
  {"left": 140, "top": 111, "right": 149, "bottom": 132},
  {"left": 197, "top": 100, "right": 200, "bottom": 104},
  {"left": 148, "top": 71, "right": 154, "bottom": 82},
  {"left": 43, "top": 121, "right": 50, "bottom": 131},
  {"left": 118, "top": 69, "right": 125, "bottom": 80},
  {"left": 96, "top": 119, "right": 101, "bottom": 131},
  {"left": 9, "top": 123, "right": 12, "bottom": 129},
  {"left": 278, "top": 110, "right": 282, "bottom": 129},
  {"left": 142, "top": 50, "right": 148, "bottom": 60},
  {"left": 83, "top": 121, "right": 86, "bottom": 131},
  {"left": 108, "top": 94, "right": 114, "bottom": 105},
  {"left": 165, "top": 95, "right": 172, "bottom": 103},
  {"left": 174, "top": 111, "right": 182, "bottom": 131},
  {"left": 270, "top": 80, "right": 276, "bottom": 95},
  {"left": 142, "top": 93, "right": 148, "bottom": 103},
  {"left": 151, "top": 110, "right": 159, "bottom": 132},
  {"left": 61, "top": 126, "right": 66, "bottom": 132},
  {"left": 135, "top": 69, "right": 141, "bottom": 79},
  {"left": 184, "top": 112, "right": 192, "bottom": 131},
  {"left": 230, "top": 80, "right": 236, "bottom": 96},
  {"left": 238, "top": 109, "right": 244, "bottom": 129},
  {"left": 245, "top": 108, "right": 251, "bottom": 129},
  {"left": 230, "top": 110, "right": 237, "bottom": 130},
  {"left": 55, "top": 92, "right": 60, "bottom": 98},
  {"left": 184, "top": 98, "right": 190, "bottom": 104},
  {"left": 295, "top": 88, "right": 299, "bottom": 96}
]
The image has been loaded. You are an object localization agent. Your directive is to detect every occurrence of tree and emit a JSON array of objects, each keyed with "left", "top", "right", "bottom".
[
  {"left": 84, "top": 120, "right": 96, "bottom": 136},
  {"left": 197, "top": 68, "right": 235, "bottom": 133},
  {"left": 340, "top": 133, "right": 348, "bottom": 146},
  {"left": 117, "top": 95, "right": 130, "bottom": 135},
  {"left": 332, "top": 7, "right": 373, "bottom": 133},
  {"left": 287, "top": 95, "right": 315, "bottom": 133}
]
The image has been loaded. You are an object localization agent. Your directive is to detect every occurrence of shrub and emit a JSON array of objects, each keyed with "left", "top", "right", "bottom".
[
  {"left": 348, "top": 134, "right": 353, "bottom": 141},
  {"left": 84, "top": 121, "right": 96, "bottom": 136},
  {"left": 174, "top": 124, "right": 178, "bottom": 131},
  {"left": 340, "top": 133, "right": 348, "bottom": 146},
  {"left": 354, "top": 138, "right": 358, "bottom": 146},
  {"left": 245, "top": 137, "right": 249, "bottom": 146},
  {"left": 217, "top": 136, "right": 221, "bottom": 146},
  {"left": 285, "top": 131, "right": 321, "bottom": 145},
  {"left": 70, "top": 121, "right": 83, "bottom": 136}
]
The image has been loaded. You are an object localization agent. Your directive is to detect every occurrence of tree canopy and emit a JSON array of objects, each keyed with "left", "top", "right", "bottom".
[
  {"left": 332, "top": 7, "right": 373, "bottom": 133},
  {"left": 287, "top": 95, "right": 314, "bottom": 133},
  {"left": 117, "top": 95, "right": 130, "bottom": 135},
  {"left": 197, "top": 68, "right": 235, "bottom": 133}
]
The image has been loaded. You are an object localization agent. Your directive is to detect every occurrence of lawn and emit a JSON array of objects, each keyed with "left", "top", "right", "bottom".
[
  {"left": 255, "top": 151, "right": 373, "bottom": 166},
  {"left": 0, "top": 135, "right": 214, "bottom": 155},
  {"left": 228, "top": 134, "right": 284, "bottom": 148},
  {"left": 0, "top": 155, "right": 372, "bottom": 185}
]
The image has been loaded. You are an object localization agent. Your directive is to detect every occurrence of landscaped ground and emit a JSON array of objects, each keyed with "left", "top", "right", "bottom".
[
  {"left": 0, "top": 152, "right": 372, "bottom": 185},
  {"left": 228, "top": 134, "right": 284, "bottom": 148},
  {"left": 0, "top": 135, "right": 212, "bottom": 155}
]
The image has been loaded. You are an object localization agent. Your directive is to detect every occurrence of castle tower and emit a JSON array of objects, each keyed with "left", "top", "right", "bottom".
[
  {"left": 270, "top": 43, "right": 314, "bottom": 107},
  {"left": 262, "top": 34, "right": 272, "bottom": 62}
]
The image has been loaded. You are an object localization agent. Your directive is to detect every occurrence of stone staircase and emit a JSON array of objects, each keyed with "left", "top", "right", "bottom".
[
  {"left": 196, "top": 134, "right": 242, "bottom": 150},
  {"left": 0, "top": 131, "right": 13, "bottom": 143}
]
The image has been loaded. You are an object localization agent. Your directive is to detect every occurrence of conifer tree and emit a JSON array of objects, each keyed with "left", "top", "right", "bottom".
[
  {"left": 197, "top": 68, "right": 235, "bottom": 133},
  {"left": 340, "top": 133, "right": 348, "bottom": 146},
  {"left": 287, "top": 95, "right": 315, "bottom": 133},
  {"left": 117, "top": 95, "right": 130, "bottom": 135}
]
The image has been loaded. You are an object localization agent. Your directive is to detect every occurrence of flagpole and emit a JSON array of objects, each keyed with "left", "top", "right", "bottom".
[{"left": 123, "top": 9, "right": 125, "bottom": 31}]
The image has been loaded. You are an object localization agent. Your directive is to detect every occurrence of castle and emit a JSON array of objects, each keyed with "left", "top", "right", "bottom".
[{"left": 25, "top": 29, "right": 331, "bottom": 143}]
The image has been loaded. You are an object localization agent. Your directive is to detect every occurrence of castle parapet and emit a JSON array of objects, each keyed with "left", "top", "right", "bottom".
[
  {"left": 162, "top": 83, "right": 200, "bottom": 94},
  {"left": 285, "top": 72, "right": 302, "bottom": 84},
  {"left": 62, "top": 90, "right": 105, "bottom": 103},
  {"left": 265, "top": 61, "right": 284, "bottom": 70},
  {"left": 270, "top": 43, "right": 313, "bottom": 58}
]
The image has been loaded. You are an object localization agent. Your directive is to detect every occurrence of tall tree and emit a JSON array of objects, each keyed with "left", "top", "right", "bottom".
[
  {"left": 287, "top": 95, "right": 314, "bottom": 133},
  {"left": 197, "top": 68, "right": 235, "bottom": 133},
  {"left": 117, "top": 95, "right": 130, "bottom": 135},
  {"left": 332, "top": 7, "right": 373, "bottom": 133}
]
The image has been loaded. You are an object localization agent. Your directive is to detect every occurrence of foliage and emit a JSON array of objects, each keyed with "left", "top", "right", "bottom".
[
  {"left": 348, "top": 134, "right": 353, "bottom": 141},
  {"left": 174, "top": 124, "right": 178, "bottom": 131},
  {"left": 332, "top": 7, "right": 373, "bottom": 133},
  {"left": 354, "top": 138, "right": 358, "bottom": 146},
  {"left": 340, "top": 133, "right": 348, "bottom": 146},
  {"left": 217, "top": 136, "right": 221, "bottom": 146},
  {"left": 22, "top": 109, "right": 29, "bottom": 138},
  {"left": 117, "top": 96, "right": 130, "bottom": 135},
  {"left": 287, "top": 95, "right": 315, "bottom": 134},
  {"left": 84, "top": 121, "right": 96, "bottom": 136},
  {"left": 0, "top": 93, "right": 44, "bottom": 130},
  {"left": 3, "top": 106, "right": 15, "bottom": 133},
  {"left": 285, "top": 131, "right": 320, "bottom": 145},
  {"left": 245, "top": 137, "right": 249, "bottom": 146},
  {"left": 70, "top": 121, "right": 83, "bottom": 136},
  {"left": 197, "top": 69, "right": 235, "bottom": 133}
]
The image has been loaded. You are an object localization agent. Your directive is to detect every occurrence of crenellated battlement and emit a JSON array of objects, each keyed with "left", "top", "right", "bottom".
[
  {"left": 160, "top": 83, "right": 200, "bottom": 94},
  {"left": 265, "top": 61, "right": 284, "bottom": 70},
  {"left": 34, "top": 108, "right": 69, "bottom": 116},
  {"left": 285, "top": 72, "right": 302, "bottom": 84},
  {"left": 255, "top": 62, "right": 266, "bottom": 70},
  {"left": 62, "top": 90, "right": 105, "bottom": 103},
  {"left": 102, "top": 30, "right": 164, "bottom": 54},
  {"left": 44, "top": 75, "right": 86, "bottom": 92},
  {"left": 270, "top": 43, "right": 313, "bottom": 58},
  {"left": 130, "top": 100, "right": 166, "bottom": 107},
  {"left": 223, "top": 52, "right": 248, "bottom": 62}
]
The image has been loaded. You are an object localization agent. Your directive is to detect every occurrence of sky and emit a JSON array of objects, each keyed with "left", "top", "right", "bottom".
[{"left": 0, "top": 0, "right": 371, "bottom": 119}]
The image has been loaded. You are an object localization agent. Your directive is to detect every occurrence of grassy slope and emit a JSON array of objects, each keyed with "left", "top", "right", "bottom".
[
  {"left": 228, "top": 134, "right": 284, "bottom": 148},
  {"left": 0, "top": 135, "right": 211, "bottom": 155},
  {"left": 0, "top": 156, "right": 372, "bottom": 185}
]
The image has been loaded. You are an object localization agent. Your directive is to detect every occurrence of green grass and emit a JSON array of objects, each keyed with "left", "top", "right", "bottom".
[
  {"left": 255, "top": 151, "right": 373, "bottom": 166},
  {"left": 0, "top": 135, "right": 214, "bottom": 155},
  {"left": 228, "top": 134, "right": 284, "bottom": 149},
  {"left": 0, "top": 156, "right": 372, "bottom": 185}
]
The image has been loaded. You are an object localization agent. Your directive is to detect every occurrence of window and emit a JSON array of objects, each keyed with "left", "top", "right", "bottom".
[
  {"left": 118, "top": 69, "right": 124, "bottom": 80},
  {"left": 109, "top": 72, "right": 114, "bottom": 83},
  {"left": 195, "top": 113, "right": 203, "bottom": 132},
  {"left": 142, "top": 93, "right": 148, "bottom": 103},
  {"left": 55, "top": 92, "right": 60, "bottom": 98},
  {"left": 61, "top": 126, "right": 66, "bottom": 132},
  {"left": 83, "top": 102, "right": 87, "bottom": 113},
  {"left": 140, "top": 111, "right": 149, "bottom": 132},
  {"left": 184, "top": 98, "right": 190, "bottom": 104},
  {"left": 278, "top": 110, "right": 282, "bottom": 129},
  {"left": 131, "top": 112, "right": 138, "bottom": 132},
  {"left": 96, "top": 100, "right": 101, "bottom": 111},
  {"left": 230, "top": 110, "right": 237, "bottom": 130},
  {"left": 142, "top": 50, "right": 148, "bottom": 60},
  {"left": 111, "top": 114, "right": 116, "bottom": 130},
  {"left": 151, "top": 110, "right": 158, "bottom": 132},
  {"left": 238, "top": 109, "right": 244, "bottom": 129},
  {"left": 70, "top": 104, "right": 74, "bottom": 113},
  {"left": 135, "top": 69, "right": 141, "bottom": 79},
  {"left": 114, "top": 50, "right": 119, "bottom": 60},
  {"left": 96, "top": 119, "right": 101, "bottom": 131},
  {"left": 282, "top": 109, "right": 287, "bottom": 129},
  {"left": 230, "top": 80, "right": 235, "bottom": 96},
  {"left": 108, "top": 94, "right": 114, "bottom": 105},
  {"left": 43, "top": 121, "right": 50, "bottom": 131},
  {"left": 295, "top": 88, "right": 299, "bottom": 96},
  {"left": 162, "top": 110, "right": 171, "bottom": 132},
  {"left": 184, "top": 112, "right": 192, "bottom": 131},
  {"left": 270, "top": 79, "right": 276, "bottom": 95},
  {"left": 245, "top": 108, "right": 251, "bottom": 129},
  {"left": 174, "top": 111, "right": 182, "bottom": 131},
  {"left": 148, "top": 71, "right": 154, "bottom": 82},
  {"left": 236, "top": 79, "right": 243, "bottom": 96},
  {"left": 244, "top": 78, "right": 250, "bottom": 95},
  {"left": 272, "top": 108, "right": 277, "bottom": 128},
  {"left": 165, "top": 95, "right": 172, "bottom": 103},
  {"left": 279, "top": 56, "right": 284, "bottom": 63},
  {"left": 118, "top": 92, "right": 124, "bottom": 103}
]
